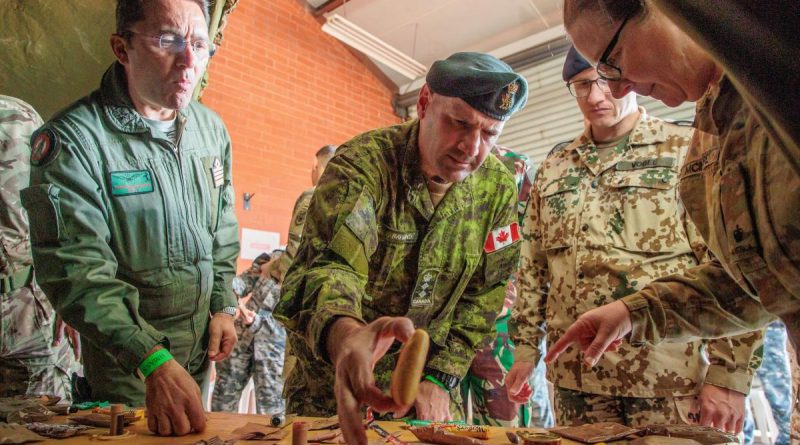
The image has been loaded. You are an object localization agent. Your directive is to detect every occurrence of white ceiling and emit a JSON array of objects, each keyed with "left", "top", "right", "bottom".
[{"left": 322, "top": 0, "right": 566, "bottom": 89}]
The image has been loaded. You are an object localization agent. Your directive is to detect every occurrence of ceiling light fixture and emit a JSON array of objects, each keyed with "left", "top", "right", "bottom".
[{"left": 321, "top": 13, "right": 427, "bottom": 81}]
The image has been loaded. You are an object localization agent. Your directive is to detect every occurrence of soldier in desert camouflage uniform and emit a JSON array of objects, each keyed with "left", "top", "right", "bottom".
[
  {"left": 0, "top": 95, "right": 75, "bottom": 402},
  {"left": 545, "top": 1, "right": 800, "bottom": 436},
  {"left": 278, "top": 145, "right": 336, "bottom": 280},
  {"left": 507, "top": 50, "right": 763, "bottom": 431},
  {"left": 212, "top": 250, "right": 286, "bottom": 415},
  {"left": 460, "top": 145, "right": 553, "bottom": 427},
  {"left": 276, "top": 52, "right": 528, "bottom": 445}
]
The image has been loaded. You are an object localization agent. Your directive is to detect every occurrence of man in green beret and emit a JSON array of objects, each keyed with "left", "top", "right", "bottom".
[{"left": 275, "top": 52, "right": 527, "bottom": 445}]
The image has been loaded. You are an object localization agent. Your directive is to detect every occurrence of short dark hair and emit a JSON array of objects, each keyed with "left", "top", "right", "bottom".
[
  {"left": 315, "top": 144, "right": 337, "bottom": 158},
  {"left": 116, "top": 0, "right": 211, "bottom": 35},
  {"left": 563, "top": 0, "right": 646, "bottom": 29}
]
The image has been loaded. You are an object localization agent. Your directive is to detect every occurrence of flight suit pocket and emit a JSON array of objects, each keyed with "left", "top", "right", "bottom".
[
  {"left": 199, "top": 156, "right": 225, "bottom": 233},
  {"left": 605, "top": 167, "right": 688, "bottom": 253},
  {"left": 137, "top": 279, "right": 181, "bottom": 324},
  {"left": 106, "top": 166, "right": 170, "bottom": 272},
  {"left": 20, "top": 184, "right": 66, "bottom": 244}
]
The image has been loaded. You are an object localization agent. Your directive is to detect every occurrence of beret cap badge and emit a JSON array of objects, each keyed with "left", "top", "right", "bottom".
[{"left": 499, "top": 82, "right": 519, "bottom": 111}]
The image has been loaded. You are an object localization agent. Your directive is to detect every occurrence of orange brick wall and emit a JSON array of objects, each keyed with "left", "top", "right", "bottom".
[{"left": 201, "top": 0, "right": 401, "bottom": 272}]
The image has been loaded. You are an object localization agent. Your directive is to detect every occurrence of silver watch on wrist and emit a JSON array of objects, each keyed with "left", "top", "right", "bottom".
[{"left": 216, "top": 306, "right": 237, "bottom": 316}]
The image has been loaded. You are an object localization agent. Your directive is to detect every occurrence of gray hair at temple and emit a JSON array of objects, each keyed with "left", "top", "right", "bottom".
[
  {"left": 563, "top": 0, "right": 648, "bottom": 28},
  {"left": 116, "top": 0, "right": 211, "bottom": 35}
]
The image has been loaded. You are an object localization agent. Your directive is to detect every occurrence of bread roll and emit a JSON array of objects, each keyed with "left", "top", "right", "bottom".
[{"left": 390, "top": 329, "right": 430, "bottom": 406}]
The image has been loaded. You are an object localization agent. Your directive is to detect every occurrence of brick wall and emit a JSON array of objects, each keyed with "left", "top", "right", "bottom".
[{"left": 201, "top": 0, "right": 401, "bottom": 271}]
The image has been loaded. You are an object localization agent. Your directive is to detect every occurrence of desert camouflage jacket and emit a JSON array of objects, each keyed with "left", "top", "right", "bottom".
[{"left": 514, "top": 108, "right": 762, "bottom": 397}]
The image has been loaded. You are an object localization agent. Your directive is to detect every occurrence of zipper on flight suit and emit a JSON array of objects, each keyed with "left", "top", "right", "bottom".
[{"left": 162, "top": 115, "right": 203, "bottom": 369}]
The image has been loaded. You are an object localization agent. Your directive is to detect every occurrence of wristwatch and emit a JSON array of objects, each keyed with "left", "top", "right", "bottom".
[
  {"left": 216, "top": 306, "right": 237, "bottom": 316},
  {"left": 423, "top": 367, "right": 460, "bottom": 390}
]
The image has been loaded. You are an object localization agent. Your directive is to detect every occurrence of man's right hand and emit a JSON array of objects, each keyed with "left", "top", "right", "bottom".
[
  {"left": 145, "top": 359, "right": 207, "bottom": 436},
  {"left": 545, "top": 300, "right": 631, "bottom": 367},
  {"left": 504, "top": 360, "right": 535, "bottom": 403},
  {"left": 328, "top": 316, "right": 415, "bottom": 445}
]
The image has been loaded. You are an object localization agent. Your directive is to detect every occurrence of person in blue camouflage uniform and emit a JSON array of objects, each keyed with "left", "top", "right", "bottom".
[
  {"left": 275, "top": 52, "right": 528, "bottom": 445},
  {"left": 743, "top": 321, "right": 792, "bottom": 445},
  {"left": 460, "top": 145, "right": 553, "bottom": 428},
  {"left": 212, "top": 250, "right": 286, "bottom": 416}
]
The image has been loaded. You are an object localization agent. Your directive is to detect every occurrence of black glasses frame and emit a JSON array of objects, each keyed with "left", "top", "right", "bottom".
[{"left": 596, "top": 14, "right": 633, "bottom": 81}]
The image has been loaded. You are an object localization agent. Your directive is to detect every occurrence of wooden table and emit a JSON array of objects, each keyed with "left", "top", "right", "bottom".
[{"left": 34, "top": 412, "right": 593, "bottom": 444}]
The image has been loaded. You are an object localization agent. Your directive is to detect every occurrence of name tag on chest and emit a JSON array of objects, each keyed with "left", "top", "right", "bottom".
[{"left": 110, "top": 170, "right": 154, "bottom": 196}]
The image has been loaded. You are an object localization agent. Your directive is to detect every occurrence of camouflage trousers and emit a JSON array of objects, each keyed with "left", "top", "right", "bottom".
[
  {"left": 554, "top": 387, "right": 698, "bottom": 427},
  {"left": 0, "top": 283, "right": 74, "bottom": 402},
  {"left": 460, "top": 314, "right": 553, "bottom": 427},
  {"left": 211, "top": 312, "right": 286, "bottom": 415}
]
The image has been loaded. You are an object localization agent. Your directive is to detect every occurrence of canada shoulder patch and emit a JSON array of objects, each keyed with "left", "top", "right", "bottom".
[{"left": 30, "top": 128, "right": 61, "bottom": 167}]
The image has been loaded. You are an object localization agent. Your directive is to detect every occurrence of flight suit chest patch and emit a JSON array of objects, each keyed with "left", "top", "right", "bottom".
[
  {"left": 109, "top": 170, "right": 154, "bottom": 196},
  {"left": 410, "top": 268, "right": 440, "bottom": 307}
]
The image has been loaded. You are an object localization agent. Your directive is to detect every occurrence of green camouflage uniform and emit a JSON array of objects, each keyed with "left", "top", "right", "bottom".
[
  {"left": 20, "top": 63, "right": 240, "bottom": 404},
  {"left": 0, "top": 95, "right": 75, "bottom": 402},
  {"left": 460, "top": 145, "right": 552, "bottom": 427},
  {"left": 513, "top": 108, "right": 763, "bottom": 427},
  {"left": 212, "top": 258, "right": 286, "bottom": 415},
  {"left": 278, "top": 187, "right": 314, "bottom": 280},
  {"left": 275, "top": 120, "right": 521, "bottom": 417}
]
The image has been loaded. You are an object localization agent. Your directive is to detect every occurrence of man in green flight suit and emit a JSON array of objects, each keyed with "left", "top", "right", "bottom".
[
  {"left": 275, "top": 52, "right": 528, "bottom": 445},
  {"left": 20, "top": 0, "right": 239, "bottom": 437}
]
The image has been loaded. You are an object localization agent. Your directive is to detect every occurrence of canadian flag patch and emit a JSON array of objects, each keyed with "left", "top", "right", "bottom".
[{"left": 484, "top": 222, "right": 521, "bottom": 253}]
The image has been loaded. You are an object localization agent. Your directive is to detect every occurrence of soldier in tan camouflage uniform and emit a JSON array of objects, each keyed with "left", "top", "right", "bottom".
[
  {"left": 0, "top": 95, "right": 75, "bottom": 402},
  {"left": 507, "top": 50, "right": 762, "bottom": 432},
  {"left": 212, "top": 250, "right": 286, "bottom": 415},
  {"left": 276, "top": 52, "right": 528, "bottom": 445},
  {"left": 278, "top": 145, "right": 336, "bottom": 280}
]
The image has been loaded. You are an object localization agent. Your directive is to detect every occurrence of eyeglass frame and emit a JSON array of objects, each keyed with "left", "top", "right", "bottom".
[
  {"left": 596, "top": 12, "right": 634, "bottom": 81},
  {"left": 566, "top": 77, "right": 612, "bottom": 98},
  {"left": 121, "top": 30, "right": 216, "bottom": 58}
]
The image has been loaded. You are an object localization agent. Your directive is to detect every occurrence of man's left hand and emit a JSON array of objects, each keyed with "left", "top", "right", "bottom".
[
  {"left": 696, "top": 384, "right": 745, "bottom": 433},
  {"left": 401, "top": 380, "right": 452, "bottom": 421},
  {"left": 207, "top": 313, "right": 237, "bottom": 361}
]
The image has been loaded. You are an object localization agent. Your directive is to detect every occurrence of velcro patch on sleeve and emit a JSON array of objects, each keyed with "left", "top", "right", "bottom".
[
  {"left": 30, "top": 128, "right": 61, "bottom": 167},
  {"left": 484, "top": 222, "right": 520, "bottom": 253}
]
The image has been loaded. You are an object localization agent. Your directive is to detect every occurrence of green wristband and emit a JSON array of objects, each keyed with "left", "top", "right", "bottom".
[
  {"left": 424, "top": 374, "right": 448, "bottom": 391},
  {"left": 138, "top": 348, "right": 173, "bottom": 379}
]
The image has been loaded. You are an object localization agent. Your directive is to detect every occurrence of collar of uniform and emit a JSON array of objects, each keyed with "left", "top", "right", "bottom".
[
  {"left": 99, "top": 62, "right": 189, "bottom": 137},
  {"left": 401, "top": 120, "right": 433, "bottom": 218},
  {"left": 628, "top": 107, "right": 668, "bottom": 147},
  {"left": 99, "top": 62, "right": 149, "bottom": 134},
  {"left": 401, "top": 119, "right": 474, "bottom": 222}
]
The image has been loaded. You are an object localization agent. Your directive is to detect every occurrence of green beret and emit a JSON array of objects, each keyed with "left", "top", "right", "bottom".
[{"left": 426, "top": 52, "right": 528, "bottom": 121}]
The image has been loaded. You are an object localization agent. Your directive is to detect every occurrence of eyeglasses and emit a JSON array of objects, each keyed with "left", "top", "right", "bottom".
[
  {"left": 596, "top": 14, "right": 632, "bottom": 81},
  {"left": 567, "top": 78, "right": 611, "bottom": 98},
  {"left": 124, "top": 31, "right": 216, "bottom": 57}
]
